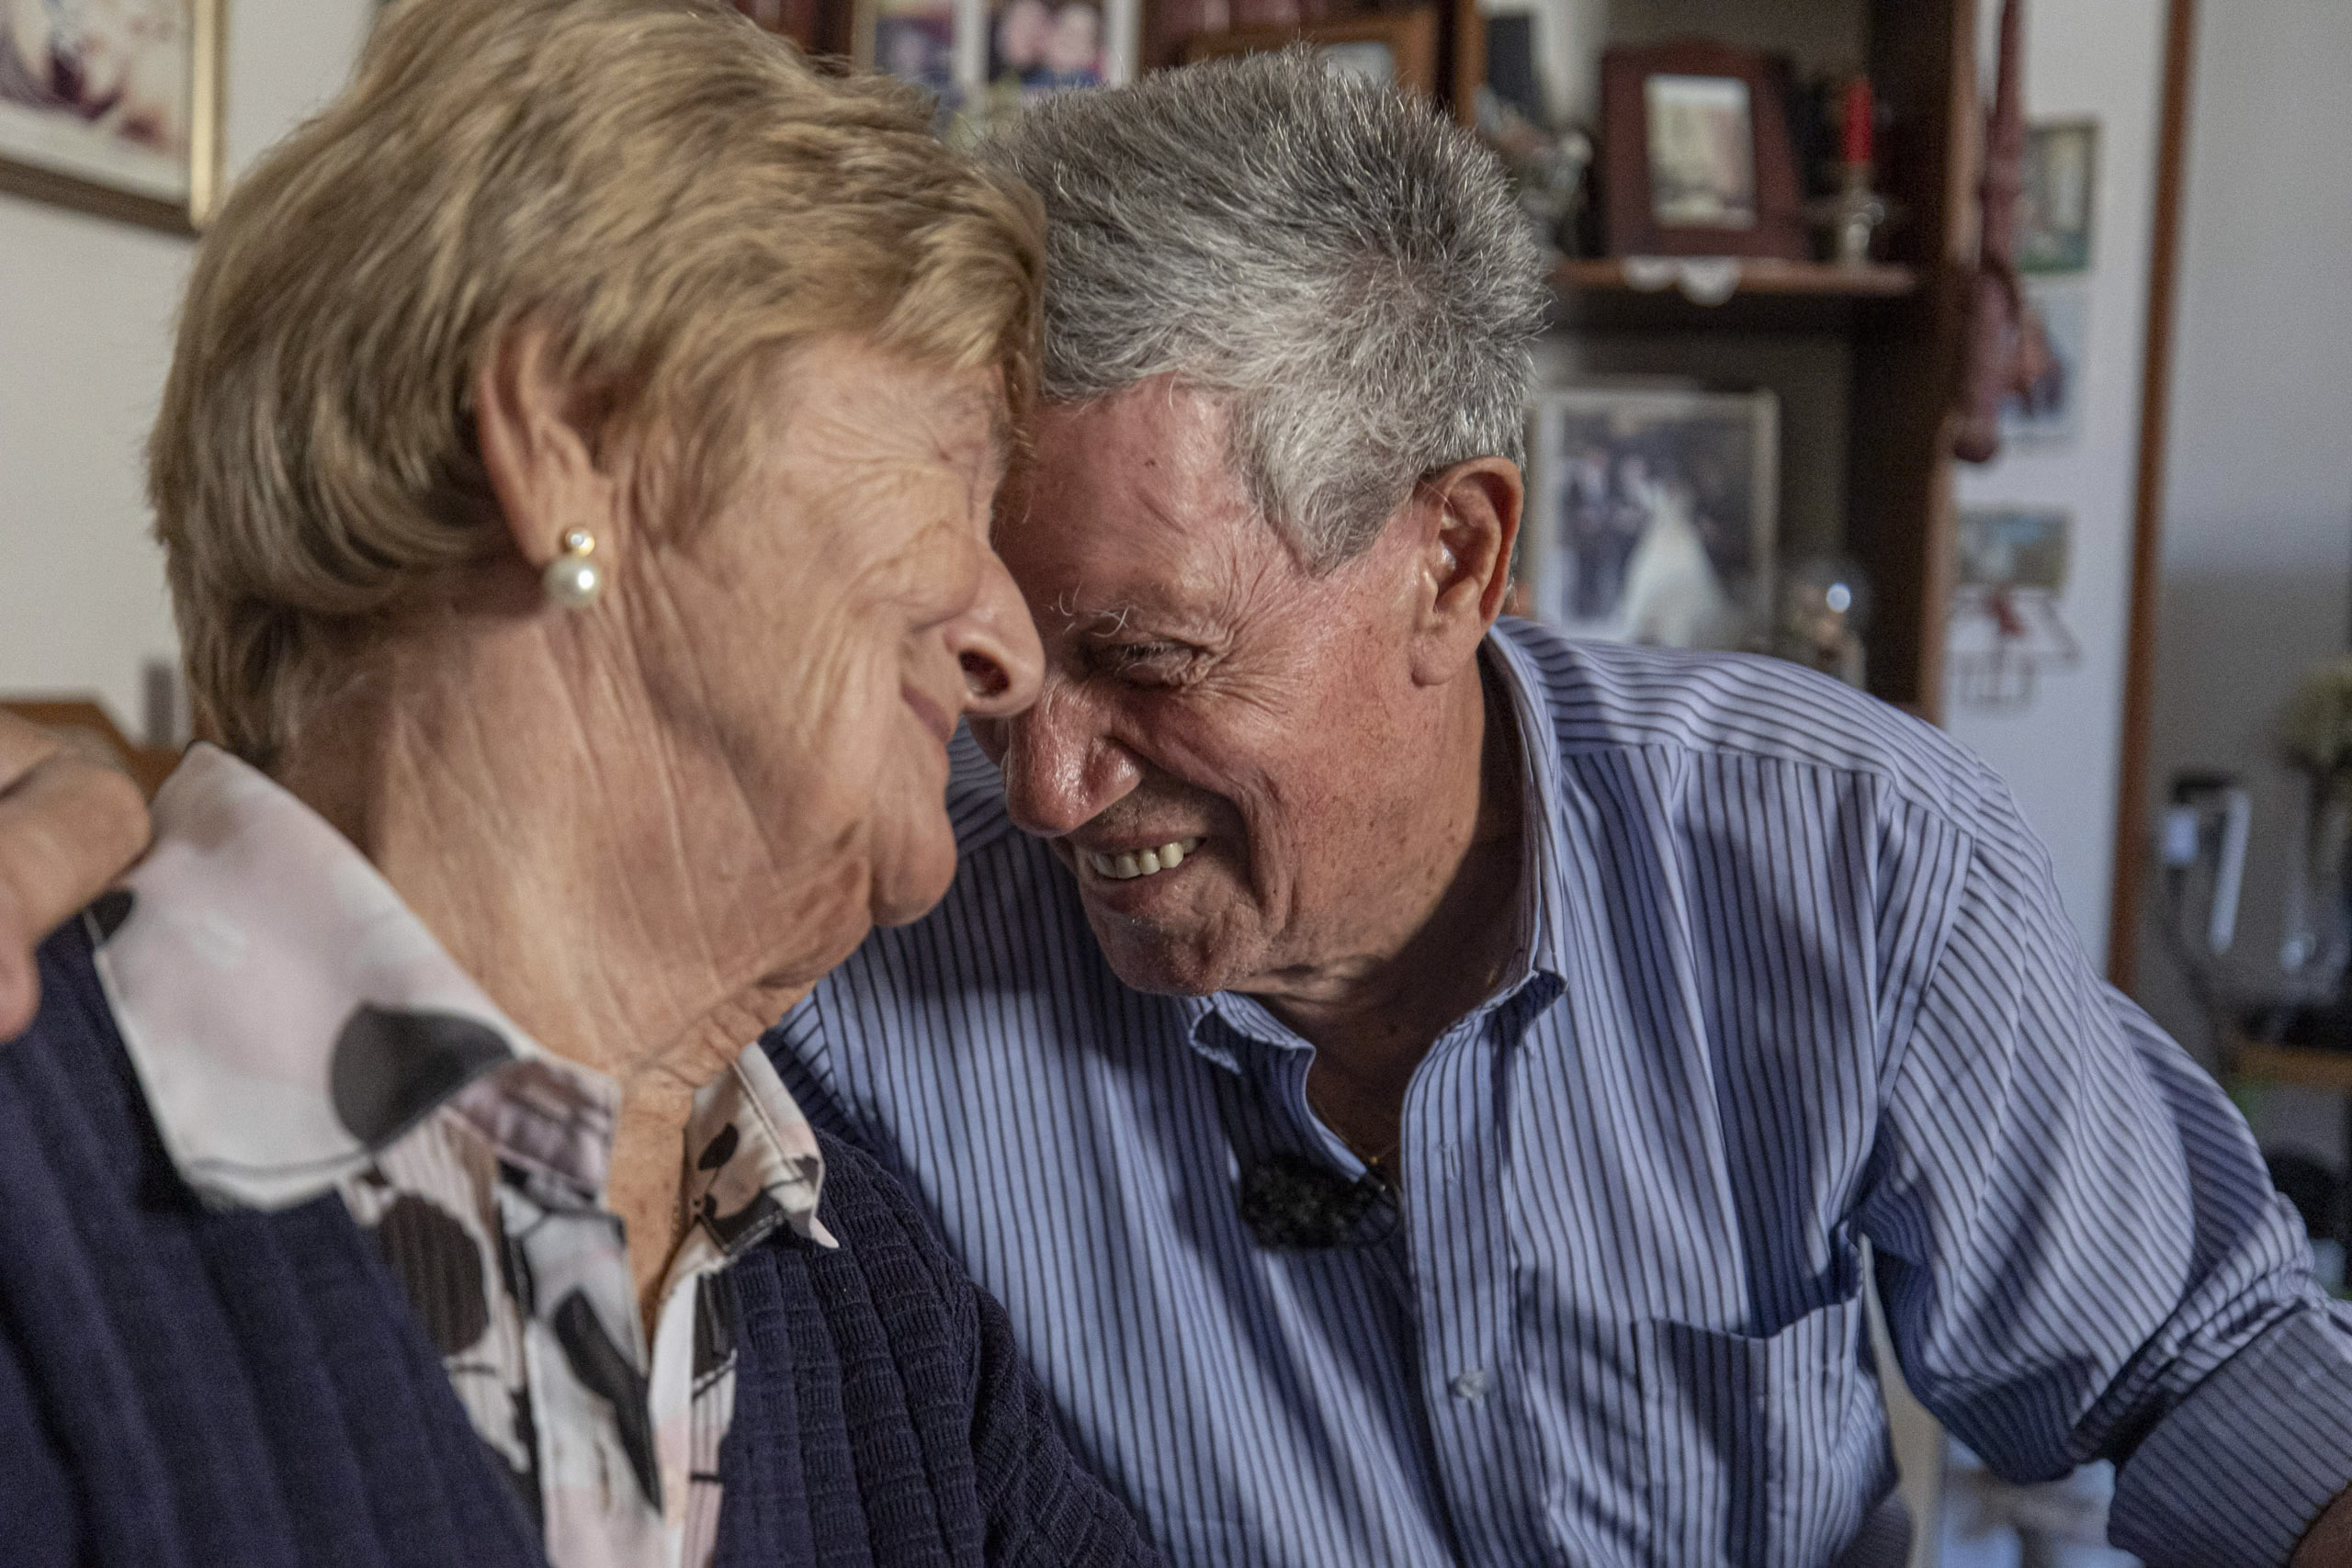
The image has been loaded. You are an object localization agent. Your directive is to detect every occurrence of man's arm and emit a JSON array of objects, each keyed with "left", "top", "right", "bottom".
[
  {"left": 0, "top": 712, "right": 150, "bottom": 1039},
  {"left": 1858, "top": 766, "right": 2352, "bottom": 1568}
]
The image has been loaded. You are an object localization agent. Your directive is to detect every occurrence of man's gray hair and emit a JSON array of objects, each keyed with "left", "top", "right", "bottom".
[{"left": 978, "top": 51, "right": 1546, "bottom": 570}]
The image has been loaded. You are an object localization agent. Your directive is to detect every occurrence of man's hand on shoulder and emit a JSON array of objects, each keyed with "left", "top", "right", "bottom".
[{"left": 0, "top": 712, "right": 152, "bottom": 1040}]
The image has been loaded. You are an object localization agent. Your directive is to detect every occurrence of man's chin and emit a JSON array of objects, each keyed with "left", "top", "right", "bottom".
[{"left": 1077, "top": 903, "right": 1241, "bottom": 998}]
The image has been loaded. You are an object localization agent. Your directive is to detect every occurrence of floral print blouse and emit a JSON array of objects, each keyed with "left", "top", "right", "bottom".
[{"left": 87, "top": 743, "right": 837, "bottom": 1568}]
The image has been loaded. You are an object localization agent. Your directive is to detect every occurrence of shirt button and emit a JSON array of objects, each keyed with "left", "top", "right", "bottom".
[{"left": 1449, "top": 1368, "right": 1490, "bottom": 1402}]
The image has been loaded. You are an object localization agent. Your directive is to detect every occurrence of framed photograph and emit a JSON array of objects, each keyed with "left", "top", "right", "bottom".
[
  {"left": 2018, "top": 119, "right": 2098, "bottom": 274},
  {"left": 1182, "top": 9, "right": 1439, "bottom": 98},
  {"left": 857, "top": 0, "right": 963, "bottom": 116},
  {"left": 988, "top": 0, "right": 1108, "bottom": 96},
  {"left": 1522, "top": 384, "right": 1779, "bottom": 650},
  {"left": 1956, "top": 505, "right": 2071, "bottom": 594},
  {"left": 0, "top": 0, "right": 223, "bottom": 232},
  {"left": 1948, "top": 506, "right": 2081, "bottom": 710},
  {"left": 1600, "top": 40, "right": 1804, "bottom": 260},
  {"left": 2002, "top": 278, "right": 2089, "bottom": 446}
]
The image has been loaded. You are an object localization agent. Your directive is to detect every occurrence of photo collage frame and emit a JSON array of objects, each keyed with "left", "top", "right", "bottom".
[{"left": 858, "top": 0, "right": 1140, "bottom": 131}]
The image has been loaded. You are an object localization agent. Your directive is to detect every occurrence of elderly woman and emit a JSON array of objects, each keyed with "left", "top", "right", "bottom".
[{"left": 0, "top": 1, "right": 1159, "bottom": 1564}]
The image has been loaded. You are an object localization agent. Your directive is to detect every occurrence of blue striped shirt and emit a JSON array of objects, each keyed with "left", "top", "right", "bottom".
[{"left": 768, "top": 619, "right": 2352, "bottom": 1567}]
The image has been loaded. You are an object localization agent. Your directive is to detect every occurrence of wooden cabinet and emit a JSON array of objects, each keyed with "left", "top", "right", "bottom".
[{"left": 1552, "top": 0, "right": 1981, "bottom": 720}]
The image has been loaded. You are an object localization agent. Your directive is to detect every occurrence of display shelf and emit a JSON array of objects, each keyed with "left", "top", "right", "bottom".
[
  {"left": 1532, "top": 0, "right": 1978, "bottom": 718},
  {"left": 1549, "top": 257, "right": 1924, "bottom": 333},
  {"left": 1552, "top": 257, "right": 1919, "bottom": 298}
]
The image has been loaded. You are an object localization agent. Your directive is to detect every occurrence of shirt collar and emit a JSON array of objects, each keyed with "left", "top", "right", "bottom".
[
  {"left": 1180, "top": 627, "right": 1572, "bottom": 1064},
  {"left": 91, "top": 743, "right": 831, "bottom": 1250}
]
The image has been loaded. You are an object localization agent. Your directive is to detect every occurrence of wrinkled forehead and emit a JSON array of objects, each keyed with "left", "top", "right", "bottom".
[{"left": 998, "top": 386, "right": 1288, "bottom": 624}]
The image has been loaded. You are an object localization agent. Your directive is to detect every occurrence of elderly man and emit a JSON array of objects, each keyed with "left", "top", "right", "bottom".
[{"left": 7, "top": 51, "right": 2352, "bottom": 1568}]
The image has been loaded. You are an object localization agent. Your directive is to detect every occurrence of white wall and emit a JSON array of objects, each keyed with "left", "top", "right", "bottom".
[
  {"left": 1940, "top": 0, "right": 2168, "bottom": 966},
  {"left": 0, "top": 0, "right": 373, "bottom": 730},
  {"left": 2131, "top": 0, "right": 2352, "bottom": 1107}
]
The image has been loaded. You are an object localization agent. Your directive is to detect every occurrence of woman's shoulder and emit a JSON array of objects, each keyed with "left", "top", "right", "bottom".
[
  {"left": 731, "top": 1124, "right": 988, "bottom": 1372},
  {"left": 800, "top": 1125, "right": 973, "bottom": 1301},
  {"left": 3, "top": 912, "right": 150, "bottom": 1168}
]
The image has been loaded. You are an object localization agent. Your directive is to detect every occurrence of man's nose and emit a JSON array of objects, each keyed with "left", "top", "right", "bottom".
[
  {"left": 952, "top": 554, "right": 1044, "bottom": 720},
  {"left": 991, "top": 682, "right": 1142, "bottom": 839}
]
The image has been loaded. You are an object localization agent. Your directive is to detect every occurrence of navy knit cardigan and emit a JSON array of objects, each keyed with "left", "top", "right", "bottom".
[{"left": 0, "top": 919, "right": 1163, "bottom": 1568}]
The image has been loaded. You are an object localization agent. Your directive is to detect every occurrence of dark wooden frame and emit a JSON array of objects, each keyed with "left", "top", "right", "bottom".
[
  {"left": 1600, "top": 38, "right": 1806, "bottom": 262},
  {"left": 2107, "top": 0, "right": 2199, "bottom": 987},
  {"left": 1842, "top": 0, "right": 1981, "bottom": 719},
  {"left": 732, "top": 0, "right": 855, "bottom": 62},
  {"left": 0, "top": 0, "right": 224, "bottom": 235},
  {"left": 1182, "top": 9, "right": 1440, "bottom": 102}
]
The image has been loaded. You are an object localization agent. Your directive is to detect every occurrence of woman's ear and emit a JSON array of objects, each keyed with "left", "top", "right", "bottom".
[
  {"left": 1408, "top": 457, "right": 1523, "bottom": 684},
  {"left": 472, "top": 325, "right": 619, "bottom": 577}
]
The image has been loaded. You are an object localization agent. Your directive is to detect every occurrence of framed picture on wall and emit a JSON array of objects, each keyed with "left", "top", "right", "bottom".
[
  {"left": 2018, "top": 119, "right": 2098, "bottom": 274},
  {"left": 2002, "top": 278, "right": 2090, "bottom": 446},
  {"left": 1600, "top": 39, "right": 1805, "bottom": 260},
  {"left": 982, "top": 0, "right": 1113, "bottom": 117},
  {"left": 0, "top": 0, "right": 223, "bottom": 232},
  {"left": 1521, "top": 384, "right": 1780, "bottom": 650},
  {"left": 857, "top": 0, "right": 964, "bottom": 120}
]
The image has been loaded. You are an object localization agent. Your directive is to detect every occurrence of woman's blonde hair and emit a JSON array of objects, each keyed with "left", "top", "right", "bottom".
[{"left": 150, "top": 0, "right": 1044, "bottom": 766}]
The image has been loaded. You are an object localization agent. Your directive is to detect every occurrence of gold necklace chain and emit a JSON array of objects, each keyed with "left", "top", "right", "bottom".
[{"left": 1305, "top": 1082, "right": 1402, "bottom": 1177}]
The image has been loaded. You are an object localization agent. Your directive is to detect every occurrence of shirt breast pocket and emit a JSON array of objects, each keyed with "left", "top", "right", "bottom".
[{"left": 1634, "top": 1292, "right": 1894, "bottom": 1568}]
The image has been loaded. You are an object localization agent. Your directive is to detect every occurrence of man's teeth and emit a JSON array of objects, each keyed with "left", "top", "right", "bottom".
[{"left": 1085, "top": 838, "right": 1204, "bottom": 881}]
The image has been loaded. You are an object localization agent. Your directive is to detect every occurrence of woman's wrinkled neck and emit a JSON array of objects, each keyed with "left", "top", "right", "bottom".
[{"left": 270, "top": 596, "right": 838, "bottom": 1106}]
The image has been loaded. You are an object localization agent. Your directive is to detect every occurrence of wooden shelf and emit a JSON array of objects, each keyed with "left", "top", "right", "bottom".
[
  {"left": 1552, "top": 257, "right": 1920, "bottom": 299},
  {"left": 2230, "top": 1039, "right": 2352, "bottom": 1097},
  {"left": 1547, "top": 256, "right": 1925, "bottom": 335}
]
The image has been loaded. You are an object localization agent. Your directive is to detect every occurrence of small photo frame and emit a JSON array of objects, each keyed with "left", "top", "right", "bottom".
[
  {"left": 1956, "top": 505, "right": 2071, "bottom": 594},
  {"left": 2018, "top": 119, "right": 2098, "bottom": 274},
  {"left": 1522, "top": 384, "right": 1779, "bottom": 650},
  {"left": 857, "top": 0, "right": 964, "bottom": 118},
  {"left": 1948, "top": 506, "right": 2081, "bottom": 710},
  {"left": 0, "top": 0, "right": 223, "bottom": 232},
  {"left": 1600, "top": 40, "right": 1804, "bottom": 260},
  {"left": 987, "top": 0, "right": 1111, "bottom": 99},
  {"left": 1182, "top": 10, "right": 1439, "bottom": 98},
  {"left": 869, "top": 0, "right": 1134, "bottom": 132},
  {"left": 2002, "top": 278, "right": 2090, "bottom": 446}
]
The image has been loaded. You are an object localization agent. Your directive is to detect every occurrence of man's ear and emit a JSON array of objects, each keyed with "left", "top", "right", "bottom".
[
  {"left": 1408, "top": 457, "right": 1523, "bottom": 684},
  {"left": 472, "top": 324, "right": 619, "bottom": 581}
]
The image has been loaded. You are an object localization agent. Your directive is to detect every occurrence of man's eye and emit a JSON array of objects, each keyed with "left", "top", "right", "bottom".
[{"left": 1093, "top": 642, "right": 1193, "bottom": 682}]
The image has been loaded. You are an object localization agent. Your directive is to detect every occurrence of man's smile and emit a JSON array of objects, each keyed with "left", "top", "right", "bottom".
[{"left": 1079, "top": 836, "right": 1204, "bottom": 882}]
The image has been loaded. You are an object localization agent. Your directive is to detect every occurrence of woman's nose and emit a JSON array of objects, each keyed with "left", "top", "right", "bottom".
[{"left": 953, "top": 554, "right": 1044, "bottom": 719}]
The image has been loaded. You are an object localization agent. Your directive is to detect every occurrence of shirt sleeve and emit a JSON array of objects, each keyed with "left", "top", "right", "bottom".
[{"left": 1857, "top": 772, "right": 2352, "bottom": 1568}]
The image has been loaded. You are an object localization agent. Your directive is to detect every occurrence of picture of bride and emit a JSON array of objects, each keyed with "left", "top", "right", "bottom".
[{"left": 1523, "top": 385, "right": 1779, "bottom": 652}]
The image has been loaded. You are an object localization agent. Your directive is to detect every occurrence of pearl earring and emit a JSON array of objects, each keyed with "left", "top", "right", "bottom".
[{"left": 542, "top": 526, "right": 602, "bottom": 609}]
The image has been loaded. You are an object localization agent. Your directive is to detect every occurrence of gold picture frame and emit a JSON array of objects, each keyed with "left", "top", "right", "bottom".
[{"left": 0, "top": 0, "right": 227, "bottom": 234}]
